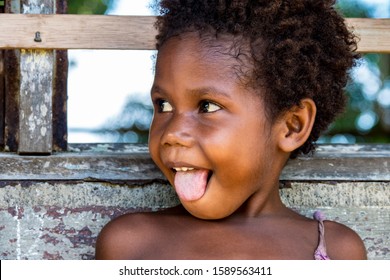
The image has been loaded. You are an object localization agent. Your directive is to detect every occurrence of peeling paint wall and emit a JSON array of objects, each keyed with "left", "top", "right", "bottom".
[
  {"left": 0, "top": 180, "right": 388, "bottom": 260},
  {"left": 0, "top": 182, "right": 179, "bottom": 260}
]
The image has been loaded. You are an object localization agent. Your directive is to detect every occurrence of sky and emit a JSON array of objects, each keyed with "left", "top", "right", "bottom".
[
  {"left": 359, "top": 0, "right": 390, "bottom": 17},
  {"left": 67, "top": 0, "right": 390, "bottom": 143},
  {"left": 67, "top": 0, "right": 155, "bottom": 142}
]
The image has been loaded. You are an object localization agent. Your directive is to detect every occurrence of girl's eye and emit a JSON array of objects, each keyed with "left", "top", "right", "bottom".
[
  {"left": 199, "top": 101, "right": 222, "bottom": 113},
  {"left": 157, "top": 99, "right": 173, "bottom": 113}
]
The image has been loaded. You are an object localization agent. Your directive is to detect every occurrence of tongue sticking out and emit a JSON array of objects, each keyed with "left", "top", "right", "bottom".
[{"left": 174, "top": 170, "right": 209, "bottom": 202}]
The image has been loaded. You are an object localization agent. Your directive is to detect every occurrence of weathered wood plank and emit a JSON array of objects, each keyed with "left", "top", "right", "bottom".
[
  {"left": 0, "top": 144, "right": 388, "bottom": 182},
  {"left": 0, "top": 15, "right": 389, "bottom": 53},
  {"left": 3, "top": 49, "right": 20, "bottom": 152},
  {"left": 281, "top": 144, "right": 390, "bottom": 181},
  {"left": 0, "top": 146, "right": 165, "bottom": 182},
  {"left": 18, "top": 49, "right": 53, "bottom": 154},
  {"left": 52, "top": 50, "right": 68, "bottom": 151},
  {"left": 3, "top": 1, "right": 21, "bottom": 152},
  {"left": 0, "top": 50, "right": 4, "bottom": 148},
  {"left": 52, "top": 1, "right": 68, "bottom": 151},
  {"left": 346, "top": 18, "right": 390, "bottom": 53},
  {"left": 0, "top": 14, "right": 157, "bottom": 50},
  {"left": 17, "top": 0, "right": 55, "bottom": 154}
]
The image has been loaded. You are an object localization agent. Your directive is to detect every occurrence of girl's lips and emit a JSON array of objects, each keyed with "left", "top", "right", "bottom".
[
  {"left": 166, "top": 161, "right": 199, "bottom": 169},
  {"left": 169, "top": 165, "right": 213, "bottom": 182}
]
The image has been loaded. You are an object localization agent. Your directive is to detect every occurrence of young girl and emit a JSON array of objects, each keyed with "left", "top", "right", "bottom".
[{"left": 96, "top": 0, "right": 367, "bottom": 260}]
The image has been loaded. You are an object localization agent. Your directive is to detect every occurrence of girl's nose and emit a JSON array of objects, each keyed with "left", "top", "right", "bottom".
[{"left": 160, "top": 114, "right": 195, "bottom": 148}]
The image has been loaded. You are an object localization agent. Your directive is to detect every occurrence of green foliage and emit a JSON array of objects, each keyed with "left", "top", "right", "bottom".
[
  {"left": 323, "top": 0, "right": 390, "bottom": 144},
  {"left": 335, "top": 0, "right": 368, "bottom": 17},
  {"left": 67, "top": 0, "right": 110, "bottom": 15}
]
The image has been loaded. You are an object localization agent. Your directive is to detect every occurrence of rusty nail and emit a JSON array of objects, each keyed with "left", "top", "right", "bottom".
[{"left": 34, "top": 31, "right": 42, "bottom": 42}]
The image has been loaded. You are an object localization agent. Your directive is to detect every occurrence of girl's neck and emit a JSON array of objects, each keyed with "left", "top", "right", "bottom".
[{"left": 235, "top": 186, "right": 288, "bottom": 218}]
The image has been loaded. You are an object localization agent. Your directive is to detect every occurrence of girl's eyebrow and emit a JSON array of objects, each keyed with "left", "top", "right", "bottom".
[
  {"left": 151, "top": 84, "right": 232, "bottom": 100},
  {"left": 150, "top": 84, "right": 167, "bottom": 96},
  {"left": 187, "top": 86, "right": 231, "bottom": 99}
]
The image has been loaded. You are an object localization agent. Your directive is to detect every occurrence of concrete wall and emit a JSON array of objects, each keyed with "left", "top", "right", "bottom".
[
  {"left": 0, "top": 182, "right": 178, "bottom": 260},
  {"left": 281, "top": 182, "right": 390, "bottom": 260},
  {"left": 0, "top": 144, "right": 389, "bottom": 260}
]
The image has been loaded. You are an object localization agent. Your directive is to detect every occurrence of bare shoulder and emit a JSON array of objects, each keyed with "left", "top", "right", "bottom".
[
  {"left": 95, "top": 212, "right": 153, "bottom": 259},
  {"left": 324, "top": 220, "right": 367, "bottom": 260},
  {"left": 95, "top": 207, "right": 183, "bottom": 260}
]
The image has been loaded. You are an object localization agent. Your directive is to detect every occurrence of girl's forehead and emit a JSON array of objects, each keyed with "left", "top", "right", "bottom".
[{"left": 156, "top": 32, "right": 254, "bottom": 82}]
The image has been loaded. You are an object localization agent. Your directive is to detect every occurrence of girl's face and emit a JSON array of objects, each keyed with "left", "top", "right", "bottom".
[{"left": 149, "top": 33, "right": 287, "bottom": 219}]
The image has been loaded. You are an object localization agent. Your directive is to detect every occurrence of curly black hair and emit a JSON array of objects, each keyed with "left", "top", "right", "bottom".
[{"left": 154, "top": 0, "right": 359, "bottom": 158}]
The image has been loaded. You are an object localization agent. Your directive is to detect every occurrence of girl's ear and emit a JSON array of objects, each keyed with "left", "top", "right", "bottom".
[{"left": 277, "top": 98, "right": 317, "bottom": 153}]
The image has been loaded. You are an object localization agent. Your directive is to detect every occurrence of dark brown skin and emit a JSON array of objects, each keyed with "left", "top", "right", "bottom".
[
  {"left": 96, "top": 206, "right": 366, "bottom": 260},
  {"left": 95, "top": 34, "right": 367, "bottom": 260}
]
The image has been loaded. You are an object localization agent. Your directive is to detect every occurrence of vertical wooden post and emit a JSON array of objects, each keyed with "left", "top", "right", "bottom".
[
  {"left": 18, "top": 0, "right": 55, "bottom": 154},
  {"left": 0, "top": 50, "right": 4, "bottom": 148},
  {"left": 3, "top": 0, "right": 68, "bottom": 153},
  {"left": 0, "top": 0, "right": 4, "bottom": 147},
  {"left": 3, "top": 6, "right": 20, "bottom": 152},
  {"left": 0, "top": 3, "right": 4, "bottom": 148},
  {"left": 18, "top": 48, "right": 54, "bottom": 154}
]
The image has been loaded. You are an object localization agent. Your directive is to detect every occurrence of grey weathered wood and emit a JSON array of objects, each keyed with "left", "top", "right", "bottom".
[
  {"left": 16, "top": 0, "right": 55, "bottom": 154},
  {"left": 0, "top": 144, "right": 388, "bottom": 182},
  {"left": 0, "top": 144, "right": 164, "bottom": 182},
  {"left": 18, "top": 49, "right": 53, "bottom": 154},
  {"left": 281, "top": 144, "right": 390, "bottom": 181}
]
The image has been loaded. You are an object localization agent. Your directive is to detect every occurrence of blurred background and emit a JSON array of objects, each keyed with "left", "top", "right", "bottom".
[{"left": 67, "top": 0, "right": 390, "bottom": 144}]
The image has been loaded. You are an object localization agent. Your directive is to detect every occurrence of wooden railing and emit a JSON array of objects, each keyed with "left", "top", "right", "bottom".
[{"left": 0, "top": 15, "right": 389, "bottom": 52}]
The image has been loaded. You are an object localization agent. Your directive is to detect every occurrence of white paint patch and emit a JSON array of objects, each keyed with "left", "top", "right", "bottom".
[
  {"left": 13, "top": 205, "right": 21, "bottom": 260},
  {"left": 40, "top": 127, "right": 47, "bottom": 137},
  {"left": 40, "top": 104, "right": 48, "bottom": 117}
]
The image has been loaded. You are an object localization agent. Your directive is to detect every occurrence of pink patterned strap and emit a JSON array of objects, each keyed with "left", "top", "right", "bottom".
[{"left": 313, "top": 211, "right": 331, "bottom": 260}]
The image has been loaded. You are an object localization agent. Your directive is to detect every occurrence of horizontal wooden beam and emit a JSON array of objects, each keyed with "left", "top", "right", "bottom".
[
  {"left": 0, "top": 144, "right": 388, "bottom": 182},
  {"left": 0, "top": 14, "right": 157, "bottom": 50},
  {"left": 282, "top": 144, "right": 390, "bottom": 181},
  {"left": 0, "top": 14, "right": 389, "bottom": 52},
  {"left": 0, "top": 144, "right": 165, "bottom": 182},
  {"left": 346, "top": 18, "right": 390, "bottom": 53}
]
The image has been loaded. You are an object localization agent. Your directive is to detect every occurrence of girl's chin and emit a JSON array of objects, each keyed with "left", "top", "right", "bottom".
[{"left": 181, "top": 201, "right": 236, "bottom": 220}]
